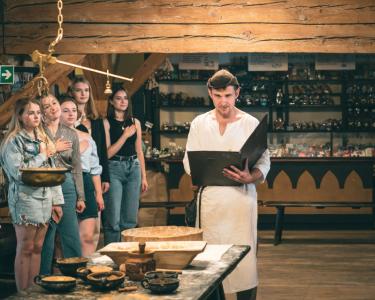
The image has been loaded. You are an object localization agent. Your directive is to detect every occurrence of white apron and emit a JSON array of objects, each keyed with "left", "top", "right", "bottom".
[
  {"left": 198, "top": 185, "right": 258, "bottom": 292},
  {"left": 183, "top": 110, "right": 270, "bottom": 293}
]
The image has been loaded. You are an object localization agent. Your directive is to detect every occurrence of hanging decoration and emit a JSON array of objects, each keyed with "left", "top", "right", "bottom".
[
  {"left": 30, "top": 0, "right": 132, "bottom": 96},
  {"left": 104, "top": 70, "right": 113, "bottom": 95}
]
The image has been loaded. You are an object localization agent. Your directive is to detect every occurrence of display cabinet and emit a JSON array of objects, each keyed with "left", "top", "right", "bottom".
[{"left": 148, "top": 56, "right": 374, "bottom": 158}]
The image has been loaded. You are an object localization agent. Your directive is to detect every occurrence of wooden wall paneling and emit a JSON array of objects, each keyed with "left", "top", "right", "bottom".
[
  {"left": 169, "top": 173, "right": 194, "bottom": 215},
  {"left": 5, "top": 0, "right": 375, "bottom": 24},
  {"left": 165, "top": 165, "right": 372, "bottom": 216},
  {"left": 95, "top": 101, "right": 108, "bottom": 118},
  {"left": 112, "top": 54, "right": 144, "bottom": 80},
  {"left": 3, "top": 1, "right": 375, "bottom": 54},
  {"left": 138, "top": 170, "right": 168, "bottom": 226},
  {"left": 125, "top": 53, "right": 167, "bottom": 98},
  {"left": 0, "top": 54, "right": 85, "bottom": 127},
  {"left": 55, "top": 76, "right": 71, "bottom": 95},
  {"left": 257, "top": 169, "right": 372, "bottom": 215},
  {"left": 5, "top": 23, "right": 375, "bottom": 54}
]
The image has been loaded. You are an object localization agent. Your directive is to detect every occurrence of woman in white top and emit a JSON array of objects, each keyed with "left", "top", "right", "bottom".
[{"left": 59, "top": 97, "right": 104, "bottom": 257}]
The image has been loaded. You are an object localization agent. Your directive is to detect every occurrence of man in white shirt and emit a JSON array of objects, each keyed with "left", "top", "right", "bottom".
[{"left": 183, "top": 69, "right": 270, "bottom": 300}]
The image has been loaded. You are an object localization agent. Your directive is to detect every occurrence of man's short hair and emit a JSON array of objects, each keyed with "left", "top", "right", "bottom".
[{"left": 207, "top": 69, "right": 239, "bottom": 90}]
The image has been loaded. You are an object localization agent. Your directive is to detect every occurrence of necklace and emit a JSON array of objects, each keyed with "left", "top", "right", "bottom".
[
  {"left": 116, "top": 118, "right": 126, "bottom": 130},
  {"left": 121, "top": 120, "right": 126, "bottom": 131}
]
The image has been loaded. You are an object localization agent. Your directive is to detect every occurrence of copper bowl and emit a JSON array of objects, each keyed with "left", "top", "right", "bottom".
[
  {"left": 55, "top": 257, "right": 89, "bottom": 276},
  {"left": 21, "top": 167, "right": 68, "bottom": 187},
  {"left": 34, "top": 275, "right": 76, "bottom": 292}
]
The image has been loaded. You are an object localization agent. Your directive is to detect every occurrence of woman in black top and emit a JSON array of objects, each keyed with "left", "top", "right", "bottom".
[
  {"left": 68, "top": 77, "right": 109, "bottom": 251},
  {"left": 103, "top": 87, "right": 148, "bottom": 245},
  {"left": 68, "top": 77, "right": 110, "bottom": 193}
]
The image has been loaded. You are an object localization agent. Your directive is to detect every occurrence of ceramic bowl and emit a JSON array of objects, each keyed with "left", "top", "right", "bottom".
[
  {"left": 86, "top": 271, "right": 125, "bottom": 290},
  {"left": 34, "top": 275, "right": 76, "bottom": 292},
  {"left": 141, "top": 277, "right": 179, "bottom": 294},
  {"left": 55, "top": 257, "right": 89, "bottom": 277},
  {"left": 76, "top": 265, "right": 113, "bottom": 282},
  {"left": 144, "top": 271, "right": 179, "bottom": 280}
]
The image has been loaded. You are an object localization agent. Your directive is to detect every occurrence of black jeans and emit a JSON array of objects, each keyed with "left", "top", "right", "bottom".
[
  {"left": 206, "top": 286, "right": 257, "bottom": 300},
  {"left": 237, "top": 287, "right": 257, "bottom": 300}
]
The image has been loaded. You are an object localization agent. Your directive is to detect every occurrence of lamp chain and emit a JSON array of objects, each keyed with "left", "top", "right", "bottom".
[{"left": 48, "top": 0, "right": 64, "bottom": 54}]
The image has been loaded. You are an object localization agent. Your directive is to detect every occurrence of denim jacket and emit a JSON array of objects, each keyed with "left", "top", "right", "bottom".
[{"left": 0, "top": 130, "right": 64, "bottom": 208}]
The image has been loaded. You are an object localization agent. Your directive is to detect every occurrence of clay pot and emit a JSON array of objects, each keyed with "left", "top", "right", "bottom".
[{"left": 125, "top": 242, "right": 156, "bottom": 281}]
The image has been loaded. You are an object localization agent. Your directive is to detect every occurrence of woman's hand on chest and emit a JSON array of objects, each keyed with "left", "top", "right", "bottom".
[
  {"left": 122, "top": 124, "right": 136, "bottom": 139},
  {"left": 55, "top": 137, "right": 73, "bottom": 152}
]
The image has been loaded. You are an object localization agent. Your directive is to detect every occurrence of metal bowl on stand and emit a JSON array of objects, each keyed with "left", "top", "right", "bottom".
[{"left": 20, "top": 167, "right": 68, "bottom": 187}]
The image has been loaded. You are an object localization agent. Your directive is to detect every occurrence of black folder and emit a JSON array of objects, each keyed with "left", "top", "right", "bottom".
[{"left": 187, "top": 115, "right": 268, "bottom": 186}]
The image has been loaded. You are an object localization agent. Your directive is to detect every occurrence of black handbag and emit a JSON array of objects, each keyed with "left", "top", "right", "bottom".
[
  {"left": 185, "top": 186, "right": 205, "bottom": 228},
  {"left": 0, "top": 169, "right": 8, "bottom": 208}
]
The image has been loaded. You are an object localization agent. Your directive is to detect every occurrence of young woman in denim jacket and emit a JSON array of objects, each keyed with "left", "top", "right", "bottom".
[
  {"left": 0, "top": 98, "right": 64, "bottom": 290},
  {"left": 103, "top": 87, "right": 148, "bottom": 245},
  {"left": 59, "top": 97, "right": 104, "bottom": 257}
]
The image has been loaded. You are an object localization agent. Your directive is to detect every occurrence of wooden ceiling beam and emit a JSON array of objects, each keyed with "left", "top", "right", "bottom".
[
  {"left": 3, "top": 0, "right": 375, "bottom": 54},
  {"left": 4, "top": 23, "right": 375, "bottom": 54},
  {"left": 125, "top": 53, "right": 167, "bottom": 98},
  {"left": 0, "top": 55, "right": 85, "bottom": 127},
  {"left": 5, "top": 1, "right": 375, "bottom": 24}
]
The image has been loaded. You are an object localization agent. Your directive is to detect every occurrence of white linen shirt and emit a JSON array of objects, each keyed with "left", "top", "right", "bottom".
[{"left": 183, "top": 110, "right": 270, "bottom": 180}]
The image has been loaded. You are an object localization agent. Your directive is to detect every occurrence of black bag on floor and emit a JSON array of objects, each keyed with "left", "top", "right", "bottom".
[{"left": 185, "top": 186, "right": 205, "bottom": 228}]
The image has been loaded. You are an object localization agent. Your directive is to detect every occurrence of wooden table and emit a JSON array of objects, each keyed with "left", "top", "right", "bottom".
[{"left": 8, "top": 245, "right": 250, "bottom": 300}]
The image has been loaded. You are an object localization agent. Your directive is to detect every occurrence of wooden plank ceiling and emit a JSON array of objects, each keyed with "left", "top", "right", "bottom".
[{"left": 2, "top": 0, "right": 375, "bottom": 54}]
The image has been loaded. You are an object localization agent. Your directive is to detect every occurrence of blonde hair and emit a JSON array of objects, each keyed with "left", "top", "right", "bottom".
[
  {"left": 37, "top": 93, "right": 60, "bottom": 147},
  {"left": 1, "top": 98, "right": 45, "bottom": 148},
  {"left": 68, "top": 77, "right": 99, "bottom": 120}
]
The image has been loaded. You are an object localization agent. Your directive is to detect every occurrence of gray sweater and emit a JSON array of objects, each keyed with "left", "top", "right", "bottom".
[{"left": 44, "top": 124, "right": 85, "bottom": 202}]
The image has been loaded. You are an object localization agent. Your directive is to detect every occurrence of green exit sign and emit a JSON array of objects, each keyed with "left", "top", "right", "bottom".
[{"left": 0, "top": 65, "right": 14, "bottom": 84}]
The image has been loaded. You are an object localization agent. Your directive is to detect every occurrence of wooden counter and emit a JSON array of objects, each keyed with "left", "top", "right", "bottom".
[{"left": 8, "top": 245, "right": 250, "bottom": 300}]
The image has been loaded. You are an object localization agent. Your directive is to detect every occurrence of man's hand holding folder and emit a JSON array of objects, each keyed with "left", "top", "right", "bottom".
[{"left": 223, "top": 158, "right": 264, "bottom": 184}]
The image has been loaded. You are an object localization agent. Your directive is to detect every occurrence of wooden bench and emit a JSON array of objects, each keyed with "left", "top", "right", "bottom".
[
  {"left": 259, "top": 201, "right": 375, "bottom": 245},
  {"left": 139, "top": 201, "right": 190, "bottom": 224},
  {"left": 139, "top": 201, "right": 190, "bottom": 209}
]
